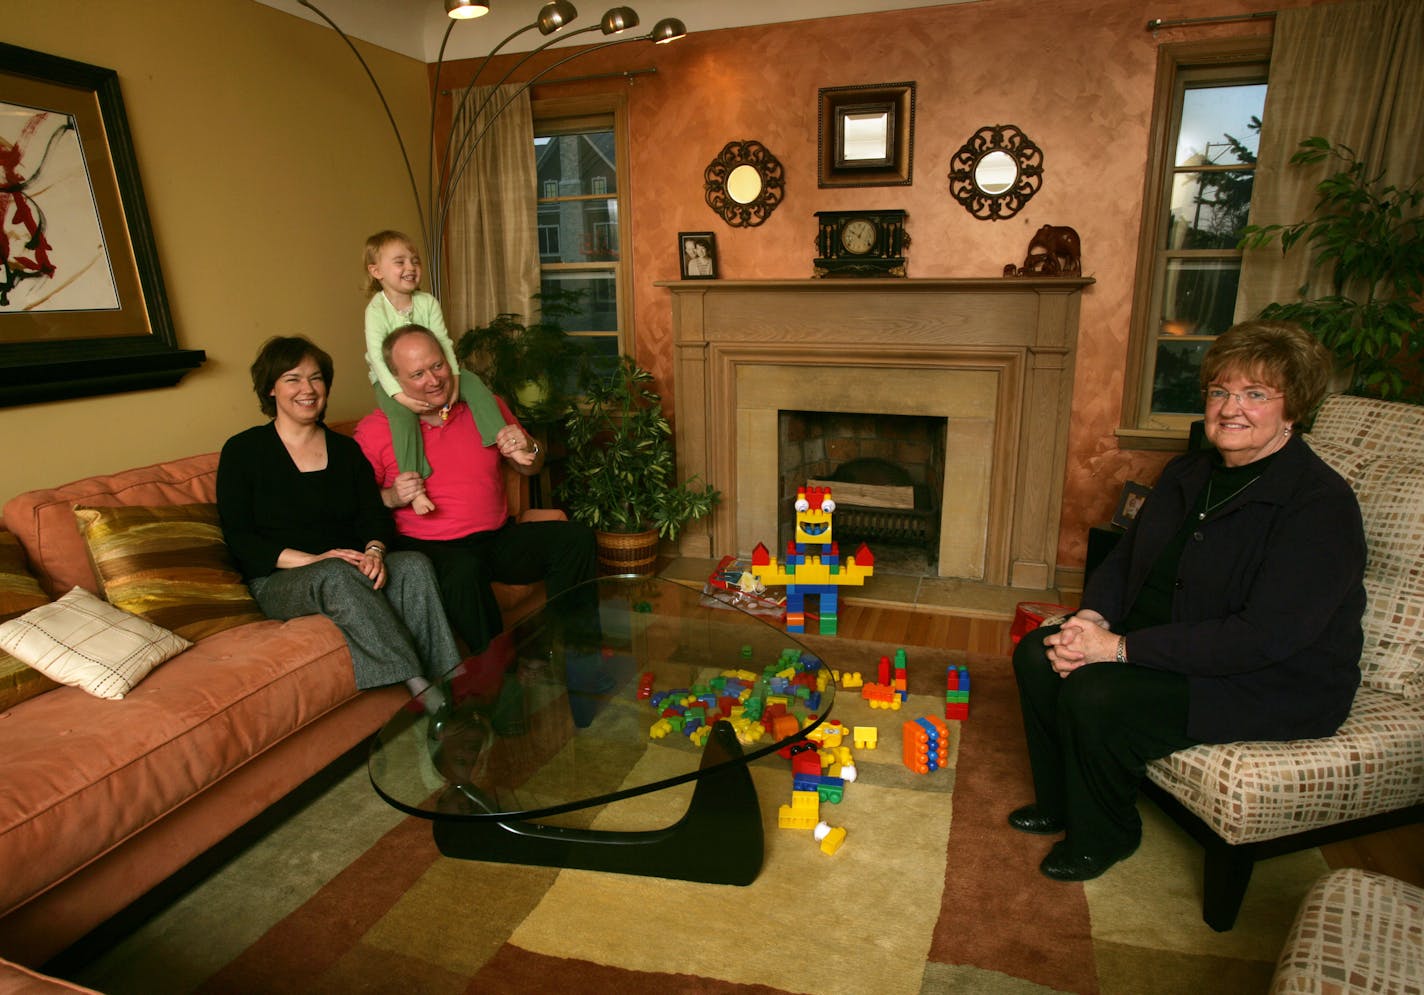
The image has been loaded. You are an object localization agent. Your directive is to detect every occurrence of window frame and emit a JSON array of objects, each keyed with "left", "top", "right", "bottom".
[
  {"left": 531, "top": 93, "right": 635, "bottom": 361},
  {"left": 1120, "top": 37, "right": 1271, "bottom": 450}
]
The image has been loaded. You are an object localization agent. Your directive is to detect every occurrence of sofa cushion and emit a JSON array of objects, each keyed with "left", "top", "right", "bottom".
[
  {"left": 0, "top": 615, "right": 357, "bottom": 919},
  {"left": 2, "top": 453, "right": 219, "bottom": 600},
  {"left": 0, "top": 587, "right": 191, "bottom": 700},
  {"left": 0, "top": 531, "right": 58, "bottom": 711},
  {"left": 73, "top": 503, "right": 264, "bottom": 641},
  {"left": 1145, "top": 686, "right": 1424, "bottom": 846}
]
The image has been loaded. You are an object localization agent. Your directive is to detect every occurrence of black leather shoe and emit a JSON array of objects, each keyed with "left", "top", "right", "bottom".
[
  {"left": 1038, "top": 839, "right": 1138, "bottom": 881},
  {"left": 1007, "top": 804, "right": 1065, "bottom": 835}
]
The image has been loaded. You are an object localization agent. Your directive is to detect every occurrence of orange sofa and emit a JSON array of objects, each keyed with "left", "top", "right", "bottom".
[{"left": 0, "top": 444, "right": 554, "bottom": 968}]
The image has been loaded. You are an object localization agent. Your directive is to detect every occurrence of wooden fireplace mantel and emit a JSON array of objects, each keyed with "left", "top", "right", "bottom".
[{"left": 657, "top": 276, "right": 1093, "bottom": 589}]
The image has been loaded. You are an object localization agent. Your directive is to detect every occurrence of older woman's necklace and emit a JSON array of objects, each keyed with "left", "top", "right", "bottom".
[{"left": 1198, "top": 475, "right": 1259, "bottom": 520}]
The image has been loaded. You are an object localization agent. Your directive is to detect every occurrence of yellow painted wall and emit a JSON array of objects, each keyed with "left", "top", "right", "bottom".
[{"left": 0, "top": 0, "right": 429, "bottom": 502}]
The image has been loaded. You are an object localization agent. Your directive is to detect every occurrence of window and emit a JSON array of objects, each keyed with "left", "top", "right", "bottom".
[
  {"left": 1122, "top": 39, "right": 1270, "bottom": 443},
  {"left": 532, "top": 95, "right": 632, "bottom": 381}
]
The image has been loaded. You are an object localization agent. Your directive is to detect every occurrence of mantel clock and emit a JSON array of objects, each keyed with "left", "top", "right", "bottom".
[{"left": 813, "top": 210, "right": 909, "bottom": 277}]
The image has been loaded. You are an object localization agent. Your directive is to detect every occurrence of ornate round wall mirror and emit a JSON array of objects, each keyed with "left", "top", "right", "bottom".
[
  {"left": 705, "top": 140, "right": 785, "bottom": 227},
  {"left": 947, "top": 124, "right": 1043, "bottom": 220}
]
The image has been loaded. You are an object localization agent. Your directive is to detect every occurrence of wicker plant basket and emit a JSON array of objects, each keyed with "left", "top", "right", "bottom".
[{"left": 594, "top": 528, "right": 660, "bottom": 575}]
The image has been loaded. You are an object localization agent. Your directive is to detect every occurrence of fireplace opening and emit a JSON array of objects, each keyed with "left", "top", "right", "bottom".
[{"left": 777, "top": 411, "right": 947, "bottom": 577}]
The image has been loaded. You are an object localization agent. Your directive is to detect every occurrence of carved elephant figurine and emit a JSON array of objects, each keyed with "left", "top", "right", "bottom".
[{"left": 1020, "top": 225, "right": 1082, "bottom": 277}]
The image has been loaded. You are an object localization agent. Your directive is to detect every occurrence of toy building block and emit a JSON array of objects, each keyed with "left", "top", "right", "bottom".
[
  {"left": 814, "top": 821, "right": 847, "bottom": 855},
  {"left": 793, "top": 772, "right": 845, "bottom": 804},
  {"left": 840, "top": 670, "right": 863, "bottom": 689},
  {"left": 945, "top": 664, "right": 971, "bottom": 720},
  {"left": 778, "top": 789, "right": 820, "bottom": 830},
  {"left": 791, "top": 749, "right": 823, "bottom": 777},
  {"left": 861, "top": 682, "right": 902, "bottom": 710},
  {"left": 902, "top": 715, "right": 951, "bottom": 774},
  {"left": 853, "top": 725, "right": 878, "bottom": 749},
  {"left": 636, "top": 672, "right": 654, "bottom": 700}
]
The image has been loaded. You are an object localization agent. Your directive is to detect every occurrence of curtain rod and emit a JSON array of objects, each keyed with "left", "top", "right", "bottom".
[
  {"left": 1146, "top": 10, "right": 1276, "bottom": 31},
  {"left": 443, "top": 67, "right": 657, "bottom": 95}
]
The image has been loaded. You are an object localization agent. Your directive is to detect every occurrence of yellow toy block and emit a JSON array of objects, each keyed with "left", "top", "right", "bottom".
[
  {"left": 853, "top": 725, "right": 878, "bottom": 749},
  {"left": 814, "top": 822, "right": 847, "bottom": 855},
  {"left": 649, "top": 718, "right": 672, "bottom": 739},
  {"left": 777, "top": 789, "right": 820, "bottom": 830},
  {"left": 840, "top": 671, "right": 864, "bottom": 689},
  {"left": 689, "top": 725, "right": 711, "bottom": 747}
]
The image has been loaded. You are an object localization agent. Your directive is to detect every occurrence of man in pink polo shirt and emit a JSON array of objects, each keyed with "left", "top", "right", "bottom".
[{"left": 355, "top": 324, "right": 596, "bottom": 654}]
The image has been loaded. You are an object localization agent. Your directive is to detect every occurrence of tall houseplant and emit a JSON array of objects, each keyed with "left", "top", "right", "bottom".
[
  {"left": 454, "top": 290, "right": 589, "bottom": 424},
  {"left": 1241, "top": 137, "right": 1424, "bottom": 401},
  {"left": 558, "top": 356, "right": 719, "bottom": 571}
]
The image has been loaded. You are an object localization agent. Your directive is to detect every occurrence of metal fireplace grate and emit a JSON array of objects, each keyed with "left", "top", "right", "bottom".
[{"left": 821, "top": 458, "right": 939, "bottom": 546}]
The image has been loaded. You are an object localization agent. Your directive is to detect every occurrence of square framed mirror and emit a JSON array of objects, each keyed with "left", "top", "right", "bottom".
[{"left": 818, "top": 82, "right": 915, "bottom": 188}]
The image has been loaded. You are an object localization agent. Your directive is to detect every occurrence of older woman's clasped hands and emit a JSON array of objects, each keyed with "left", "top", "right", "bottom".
[{"left": 1042, "top": 609, "right": 1115, "bottom": 675}]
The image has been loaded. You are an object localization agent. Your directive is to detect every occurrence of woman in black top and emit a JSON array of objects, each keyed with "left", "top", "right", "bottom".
[
  {"left": 217, "top": 336, "right": 459, "bottom": 702},
  {"left": 1010, "top": 321, "right": 1366, "bottom": 882}
]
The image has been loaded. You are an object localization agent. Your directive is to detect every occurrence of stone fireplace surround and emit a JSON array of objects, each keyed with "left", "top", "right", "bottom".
[{"left": 659, "top": 278, "right": 1092, "bottom": 590}]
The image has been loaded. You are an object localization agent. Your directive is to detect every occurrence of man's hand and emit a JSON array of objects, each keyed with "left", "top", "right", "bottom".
[
  {"left": 382, "top": 471, "right": 428, "bottom": 509},
  {"left": 495, "top": 424, "right": 537, "bottom": 468}
]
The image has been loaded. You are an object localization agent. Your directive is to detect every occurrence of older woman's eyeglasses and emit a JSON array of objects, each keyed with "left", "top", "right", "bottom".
[{"left": 1203, "top": 387, "right": 1283, "bottom": 408}]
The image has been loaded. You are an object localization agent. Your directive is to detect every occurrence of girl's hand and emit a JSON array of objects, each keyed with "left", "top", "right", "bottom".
[
  {"left": 495, "top": 424, "right": 537, "bottom": 466},
  {"left": 393, "top": 391, "right": 427, "bottom": 415}
]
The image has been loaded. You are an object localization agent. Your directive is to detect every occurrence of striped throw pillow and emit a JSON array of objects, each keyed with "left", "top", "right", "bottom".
[
  {"left": 73, "top": 504, "right": 265, "bottom": 641},
  {"left": 0, "top": 530, "right": 60, "bottom": 709}
]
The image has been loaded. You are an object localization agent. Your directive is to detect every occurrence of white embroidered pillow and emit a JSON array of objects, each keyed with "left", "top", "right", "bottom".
[{"left": 0, "top": 586, "right": 191, "bottom": 700}]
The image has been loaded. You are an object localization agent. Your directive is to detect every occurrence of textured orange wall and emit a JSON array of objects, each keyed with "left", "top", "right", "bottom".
[{"left": 438, "top": 0, "right": 1327, "bottom": 571}]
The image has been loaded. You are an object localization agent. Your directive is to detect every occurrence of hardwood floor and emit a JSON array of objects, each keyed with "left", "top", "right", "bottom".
[{"left": 830, "top": 600, "right": 1424, "bottom": 890}]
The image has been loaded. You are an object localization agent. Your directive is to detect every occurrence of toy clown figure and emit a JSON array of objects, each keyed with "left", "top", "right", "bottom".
[{"left": 751, "top": 485, "right": 873, "bottom": 635}]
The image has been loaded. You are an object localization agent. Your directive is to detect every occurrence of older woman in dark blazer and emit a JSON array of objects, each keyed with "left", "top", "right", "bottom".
[{"left": 1011, "top": 320, "right": 1366, "bottom": 881}]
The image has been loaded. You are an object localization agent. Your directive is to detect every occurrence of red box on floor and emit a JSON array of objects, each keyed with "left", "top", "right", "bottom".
[{"left": 1010, "top": 602, "right": 1072, "bottom": 646}]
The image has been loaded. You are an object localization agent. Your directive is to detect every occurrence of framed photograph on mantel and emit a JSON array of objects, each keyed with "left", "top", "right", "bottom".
[
  {"left": 0, "top": 41, "right": 203, "bottom": 407},
  {"left": 817, "top": 81, "right": 916, "bottom": 188},
  {"left": 678, "top": 231, "right": 718, "bottom": 280}
]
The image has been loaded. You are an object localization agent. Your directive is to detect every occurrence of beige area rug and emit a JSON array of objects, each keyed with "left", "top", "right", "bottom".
[{"left": 65, "top": 639, "right": 1321, "bottom": 994}]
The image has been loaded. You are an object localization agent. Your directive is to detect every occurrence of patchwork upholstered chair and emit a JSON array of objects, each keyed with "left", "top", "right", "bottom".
[
  {"left": 1270, "top": 868, "right": 1424, "bottom": 994},
  {"left": 1142, "top": 394, "right": 1424, "bottom": 931}
]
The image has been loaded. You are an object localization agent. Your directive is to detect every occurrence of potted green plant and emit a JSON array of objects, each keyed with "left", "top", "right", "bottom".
[
  {"left": 1241, "top": 137, "right": 1424, "bottom": 401},
  {"left": 558, "top": 356, "right": 720, "bottom": 572},
  {"left": 454, "top": 289, "right": 589, "bottom": 424}
]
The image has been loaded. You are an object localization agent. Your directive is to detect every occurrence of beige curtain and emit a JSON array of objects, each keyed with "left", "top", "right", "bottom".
[
  {"left": 1235, "top": 0, "right": 1424, "bottom": 321},
  {"left": 442, "top": 83, "right": 541, "bottom": 338}
]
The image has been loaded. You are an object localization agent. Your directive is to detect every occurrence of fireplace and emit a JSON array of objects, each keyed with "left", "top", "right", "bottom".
[
  {"left": 659, "top": 277, "right": 1092, "bottom": 589},
  {"left": 779, "top": 411, "right": 946, "bottom": 575}
]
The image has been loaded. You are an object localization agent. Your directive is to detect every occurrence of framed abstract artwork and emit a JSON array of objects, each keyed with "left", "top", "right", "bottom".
[{"left": 0, "top": 42, "right": 203, "bottom": 407}]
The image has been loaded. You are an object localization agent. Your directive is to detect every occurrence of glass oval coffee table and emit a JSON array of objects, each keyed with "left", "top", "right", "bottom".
[{"left": 368, "top": 575, "right": 834, "bottom": 886}]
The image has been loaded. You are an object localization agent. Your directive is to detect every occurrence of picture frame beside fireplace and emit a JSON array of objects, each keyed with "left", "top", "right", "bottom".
[
  {"left": 0, "top": 41, "right": 204, "bottom": 408},
  {"left": 1111, "top": 480, "right": 1152, "bottom": 529}
]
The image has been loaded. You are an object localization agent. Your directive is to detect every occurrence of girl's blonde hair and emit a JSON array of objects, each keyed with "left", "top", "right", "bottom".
[{"left": 363, "top": 230, "right": 418, "bottom": 295}]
